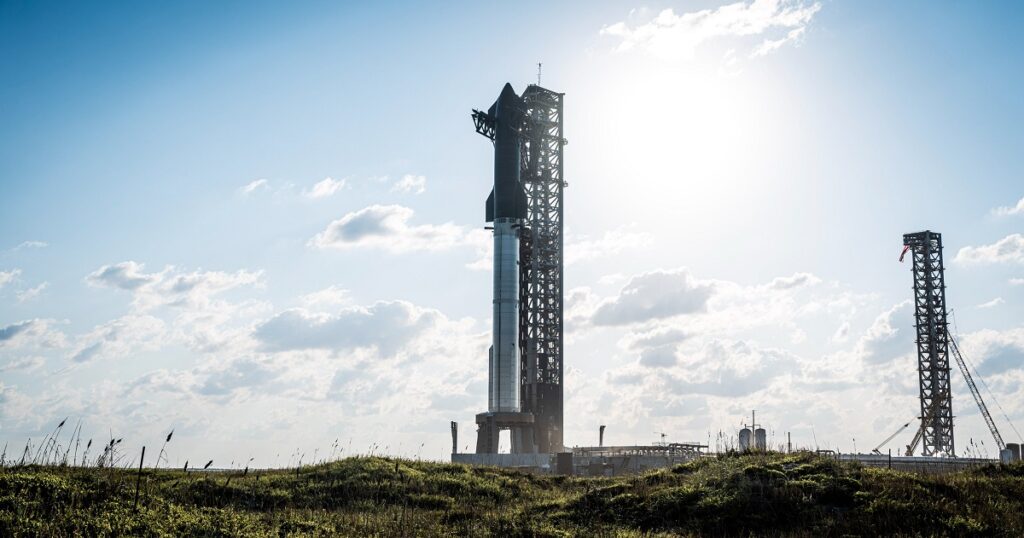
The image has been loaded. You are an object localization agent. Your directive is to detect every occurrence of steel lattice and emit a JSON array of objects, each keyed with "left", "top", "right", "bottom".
[
  {"left": 518, "top": 85, "right": 565, "bottom": 453},
  {"left": 903, "top": 231, "right": 955, "bottom": 457}
]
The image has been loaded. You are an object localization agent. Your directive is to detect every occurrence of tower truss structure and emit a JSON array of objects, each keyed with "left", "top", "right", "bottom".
[
  {"left": 903, "top": 230, "right": 955, "bottom": 457},
  {"left": 518, "top": 85, "right": 565, "bottom": 453}
]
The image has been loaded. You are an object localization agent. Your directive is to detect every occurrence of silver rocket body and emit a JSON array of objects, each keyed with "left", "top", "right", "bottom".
[
  {"left": 489, "top": 217, "right": 520, "bottom": 413},
  {"left": 472, "top": 82, "right": 535, "bottom": 454}
]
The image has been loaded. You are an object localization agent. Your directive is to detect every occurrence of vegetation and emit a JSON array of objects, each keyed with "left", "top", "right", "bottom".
[{"left": 1, "top": 451, "right": 1022, "bottom": 536}]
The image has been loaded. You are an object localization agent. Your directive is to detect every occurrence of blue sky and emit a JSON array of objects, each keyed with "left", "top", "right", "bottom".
[{"left": 1, "top": 0, "right": 1022, "bottom": 464}]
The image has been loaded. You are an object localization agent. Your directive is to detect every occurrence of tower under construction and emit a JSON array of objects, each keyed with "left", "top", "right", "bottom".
[{"left": 902, "top": 230, "right": 955, "bottom": 457}]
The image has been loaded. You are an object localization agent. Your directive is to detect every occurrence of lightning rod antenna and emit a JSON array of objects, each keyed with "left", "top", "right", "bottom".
[{"left": 537, "top": 63, "right": 542, "bottom": 86}]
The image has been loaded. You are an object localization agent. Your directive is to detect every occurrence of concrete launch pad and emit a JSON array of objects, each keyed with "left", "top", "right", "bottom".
[{"left": 453, "top": 443, "right": 709, "bottom": 477}]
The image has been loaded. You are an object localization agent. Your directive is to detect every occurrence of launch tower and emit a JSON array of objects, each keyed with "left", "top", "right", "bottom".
[{"left": 902, "top": 230, "right": 955, "bottom": 457}]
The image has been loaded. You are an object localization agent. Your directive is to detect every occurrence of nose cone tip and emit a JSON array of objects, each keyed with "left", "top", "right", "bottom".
[
  {"left": 490, "top": 83, "right": 521, "bottom": 117},
  {"left": 498, "top": 83, "right": 518, "bottom": 103}
]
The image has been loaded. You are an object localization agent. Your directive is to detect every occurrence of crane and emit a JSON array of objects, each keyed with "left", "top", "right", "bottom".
[
  {"left": 948, "top": 329, "right": 1005, "bottom": 451},
  {"left": 872, "top": 421, "right": 911, "bottom": 454},
  {"left": 902, "top": 329, "right": 1005, "bottom": 455}
]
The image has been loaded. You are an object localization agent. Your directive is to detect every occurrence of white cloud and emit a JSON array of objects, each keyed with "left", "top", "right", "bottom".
[
  {"left": 463, "top": 229, "right": 493, "bottom": 271},
  {"left": 638, "top": 345, "right": 679, "bottom": 368},
  {"left": 977, "top": 297, "right": 1004, "bottom": 309},
  {"left": 0, "top": 356, "right": 45, "bottom": 373},
  {"left": 0, "top": 269, "right": 20, "bottom": 288},
  {"left": 1011, "top": 278, "right": 1024, "bottom": 286},
  {"left": 564, "top": 286, "right": 601, "bottom": 334},
  {"left": 87, "top": 261, "right": 158, "bottom": 290},
  {"left": 194, "top": 358, "right": 284, "bottom": 398},
  {"left": 579, "top": 269, "right": 856, "bottom": 342},
  {"left": 69, "top": 314, "right": 166, "bottom": 363},
  {"left": 390, "top": 174, "right": 427, "bottom": 195},
  {"left": 3, "top": 274, "right": 488, "bottom": 461},
  {"left": 956, "top": 327, "right": 1024, "bottom": 377},
  {"left": 16, "top": 282, "right": 47, "bottom": 303},
  {"left": 303, "top": 177, "right": 347, "bottom": 199},
  {"left": 565, "top": 227, "right": 654, "bottom": 265},
  {"left": 600, "top": 0, "right": 822, "bottom": 61},
  {"left": 13, "top": 241, "right": 47, "bottom": 251},
  {"left": 623, "top": 326, "right": 688, "bottom": 351},
  {"left": 608, "top": 338, "right": 799, "bottom": 396},
  {"left": 955, "top": 234, "right": 1024, "bottom": 264},
  {"left": 309, "top": 205, "right": 466, "bottom": 253},
  {"left": 466, "top": 226, "right": 654, "bottom": 272},
  {"left": 0, "top": 320, "right": 36, "bottom": 344},
  {"left": 0, "top": 319, "right": 65, "bottom": 349},
  {"left": 598, "top": 273, "right": 627, "bottom": 286},
  {"left": 253, "top": 301, "right": 442, "bottom": 357},
  {"left": 831, "top": 321, "right": 850, "bottom": 344},
  {"left": 583, "top": 270, "right": 882, "bottom": 431},
  {"left": 239, "top": 179, "right": 270, "bottom": 195},
  {"left": 767, "top": 271, "right": 821, "bottom": 290},
  {"left": 87, "top": 261, "right": 263, "bottom": 310},
  {"left": 592, "top": 268, "right": 714, "bottom": 326},
  {"left": 0, "top": 382, "right": 33, "bottom": 423},
  {"left": 299, "top": 285, "right": 352, "bottom": 309},
  {"left": 80, "top": 262, "right": 268, "bottom": 362},
  {"left": 992, "top": 196, "right": 1024, "bottom": 217},
  {"left": 571, "top": 269, "right": 883, "bottom": 426},
  {"left": 161, "top": 267, "right": 263, "bottom": 304},
  {"left": 751, "top": 26, "right": 805, "bottom": 57},
  {"left": 854, "top": 301, "right": 913, "bottom": 365}
]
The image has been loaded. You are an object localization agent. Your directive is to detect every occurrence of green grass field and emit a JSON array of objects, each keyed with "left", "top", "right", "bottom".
[{"left": 1, "top": 451, "right": 1022, "bottom": 536}]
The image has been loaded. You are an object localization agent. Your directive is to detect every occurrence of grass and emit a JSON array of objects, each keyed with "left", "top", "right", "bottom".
[{"left": 1, "top": 451, "right": 1022, "bottom": 536}]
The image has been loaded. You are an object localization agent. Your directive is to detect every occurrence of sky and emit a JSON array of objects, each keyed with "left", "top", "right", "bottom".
[{"left": 1, "top": 0, "right": 1022, "bottom": 466}]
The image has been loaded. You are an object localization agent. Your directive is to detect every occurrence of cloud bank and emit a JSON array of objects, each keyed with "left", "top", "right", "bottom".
[
  {"left": 955, "top": 234, "right": 1024, "bottom": 265},
  {"left": 600, "top": 0, "right": 822, "bottom": 61}
]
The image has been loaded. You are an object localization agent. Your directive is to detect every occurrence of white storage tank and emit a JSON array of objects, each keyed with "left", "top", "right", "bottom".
[
  {"left": 1007, "top": 443, "right": 1021, "bottom": 461},
  {"left": 739, "top": 428, "right": 752, "bottom": 452},
  {"left": 754, "top": 428, "right": 767, "bottom": 452}
]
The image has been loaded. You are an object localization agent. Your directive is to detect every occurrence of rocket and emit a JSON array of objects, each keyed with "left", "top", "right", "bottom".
[{"left": 476, "top": 83, "right": 527, "bottom": 414}]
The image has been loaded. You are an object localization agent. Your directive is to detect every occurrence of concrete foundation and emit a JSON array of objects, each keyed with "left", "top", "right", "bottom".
[{"left": 474, "top": 411, "right": 535, "bottom": 454}]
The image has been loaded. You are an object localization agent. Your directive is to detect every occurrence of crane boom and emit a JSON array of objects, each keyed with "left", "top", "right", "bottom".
[
  {"left": 947, "top": 330, "right": 1005, "bottom": 451},
  {"left": 906, "top": 406, "right": 936, "bottom": 456},
  {"left": 906, "top": 422, "right": 925, "bottom": 456},
  {"left": 872, "top": 421, "right": 911, "bottom": 454}
]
